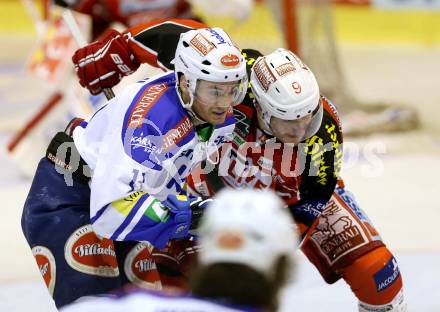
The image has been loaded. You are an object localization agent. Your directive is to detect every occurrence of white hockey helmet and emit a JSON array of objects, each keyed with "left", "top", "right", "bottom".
[
  {"left": 198, "top": 188, "right": 298, "bottom": 276},
  {"left": 172, "top": 27, "right": 248, "bottom": 110},
  {"left": 250, "top": 48, "right": 323, "bottom": 140}
]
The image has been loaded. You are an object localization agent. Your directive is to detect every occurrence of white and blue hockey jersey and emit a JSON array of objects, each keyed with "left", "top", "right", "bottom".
[
  {"left": 61, "top": 290, "right": 259, "bottom": 312},
  {"left": 72, "top": 72, "right": 234, "bottom": 248}
]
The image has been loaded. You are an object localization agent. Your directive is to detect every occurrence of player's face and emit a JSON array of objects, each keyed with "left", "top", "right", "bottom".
[
  {"left": 270, "top": 114, "right": 313, "bottom": 144},
  {"left": 192, "top": 80, "right": 241, "bottom": 124}
]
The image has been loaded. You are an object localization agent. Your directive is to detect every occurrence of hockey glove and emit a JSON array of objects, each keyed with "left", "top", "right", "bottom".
[
  {"left": 72, "top": 29, "right": 140, "bottom": 95},
  {"left": 163, "top": 195, "right": 212, "bottom": 240},
  {"left": 189, "top": 197, "right": 213, "bottom": 234}
]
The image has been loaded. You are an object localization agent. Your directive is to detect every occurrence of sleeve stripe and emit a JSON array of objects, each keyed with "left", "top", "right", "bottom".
[
  {"left": 90, "top": 206, "right": 126, "bottom": 238},
  {"left": 90, "top": 204, "right": 110, "bottom": 224},
  {"left": 114, "top": 196, "right": 158, "bottom": 241},
  {"left": 110, "top": 194, "right": 150, "bottom": 240}
]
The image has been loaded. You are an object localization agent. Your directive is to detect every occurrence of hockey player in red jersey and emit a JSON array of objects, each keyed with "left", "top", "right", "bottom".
[
  {"left": 71, "top": 19, "right": 407, "bottom": 311},
  {"left": 55, "top": 0, "right": 196, "bottom": 39}
]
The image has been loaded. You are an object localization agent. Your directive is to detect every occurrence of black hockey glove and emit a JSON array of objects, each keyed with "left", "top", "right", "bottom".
[{"left": 189, "top": 197, "right": 213, "bottom": 233}]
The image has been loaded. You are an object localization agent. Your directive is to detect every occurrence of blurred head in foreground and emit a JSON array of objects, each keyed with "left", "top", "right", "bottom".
[{"left": 191, "top": 188, "right": 299, "bottom": 311}]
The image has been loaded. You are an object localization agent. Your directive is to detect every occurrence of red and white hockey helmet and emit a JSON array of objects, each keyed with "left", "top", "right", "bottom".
[
  {"left": 172, "top": 27, "right": 248, "bottom": 110},
  {"left": 198, "top": 188, "right": 298, "bottom": 275},
  {"left": 250, "top": 48, "right": 323, "bottom": 139}
]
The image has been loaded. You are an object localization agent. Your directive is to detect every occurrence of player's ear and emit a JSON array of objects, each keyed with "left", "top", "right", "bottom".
[
  {"left": 254, "top": 100, "right": 264, "bottom": 116},
  {"left": 179, "top": 74, "right": 189, "bottom": 94},
  {"left": 179, "top": 74, "right": 192, "bottom": 103}
]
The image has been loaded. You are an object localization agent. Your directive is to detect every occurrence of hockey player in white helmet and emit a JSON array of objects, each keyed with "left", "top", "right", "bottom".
[
  {"left": 61, "top": 188, "right": 299, "bottom": 312},
  {"left": 70, "top": 20, "right": 406, "bottom": 311},
  {"left": 21, "top": 25, "right": 247, "bottom": 308},
  {"left": 172, "top": 27, "right": 248, "bottom": 125},
  {"left": 249, "top": 48, "right": 323, "bottom": 144}
]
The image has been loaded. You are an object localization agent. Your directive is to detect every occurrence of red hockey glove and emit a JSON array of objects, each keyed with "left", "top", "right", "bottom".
[{"left": 72, "top": 29, "right": 140, "bottom": 95}]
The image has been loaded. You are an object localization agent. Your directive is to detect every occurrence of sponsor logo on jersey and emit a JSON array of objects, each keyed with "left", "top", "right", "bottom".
[
  {"left": 126, "top": 119, "right": 166, "bottom": 169},
  {"left": 310, "top": 198, "right": 368, "bottom": 264},
  {"left": 220, "top": 54, "right": 240, "bottom": 67},
  {"left": 374, "top": 256, "right": 400, "bottom": 292},
  {"left": 128, "top": 83, "right": 168, "bottom": 128},
  {"left": 124, "top": 242, "right": 162, "bottom": 290},
  {"left": 253, "top": 58, "right": 276, "bottom": 92},
  {"left": 64, "top": 225, "right": 119, "bottom": 277},
  {"left": 112, "top": 192, "right": 145, "bottom": 216},
  {"left": 162, "top": 116, "right": 193, "bottom": 150},
  {"left": 190, "top": 33, "right": 215, "bottom": 56},
  {"left": 275, "top": 62, "right": 296, "bottom": 76},
  {"left": 131, "top": 133, "right": 164, "bottom": 154},
  {"left": 32, "top": 246, "right": 56, "bottom": 296}
]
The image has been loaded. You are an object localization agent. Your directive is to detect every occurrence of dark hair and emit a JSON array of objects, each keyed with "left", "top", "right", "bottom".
[{"left": 190, "top": 255, "right": 290, "bottom": 312}]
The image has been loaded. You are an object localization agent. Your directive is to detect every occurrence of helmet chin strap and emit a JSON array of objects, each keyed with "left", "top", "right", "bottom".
[
  {"left": 176, "top": 79, "right": 207, "bottom": 126},
  {"left": 254, "top": 99, "right": 274, "bottom": 136},
  {"left": 254, "top": 100, "right": 301, "bottom": 146}
]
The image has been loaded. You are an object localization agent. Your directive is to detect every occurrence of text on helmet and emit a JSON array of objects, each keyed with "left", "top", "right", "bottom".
[
  {"left": 207, "top": 28, "right": 227, "bottom": 45},
  {"left": 190, "top": 33, "right": 215, "bottom": 56},
  {"left": 275, "top": 62, "right": 296, "bottom": 76},
  {"left": 254, "top": 58, "right": 276, "bottom": 92}
]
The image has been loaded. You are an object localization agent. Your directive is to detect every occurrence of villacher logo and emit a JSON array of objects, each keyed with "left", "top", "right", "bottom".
[
  {"left": 64, "top": 225, "right": 119, "bottom": 277},
  {"left": 32, "top": 246, "right": 56, "bottom": 296},
  {"left": 124, "top": 242, "right": 162, "bottom": 290}
]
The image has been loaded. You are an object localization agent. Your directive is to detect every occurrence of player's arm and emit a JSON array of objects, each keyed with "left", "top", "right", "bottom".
[
  {"left": 88, "top": 145, "right": 210, "bottom": 249},
  {"left": 90, "top": 190, "right": 209, "bottom": 249},
  {"left": 124, "top": 19, "right": 207, "bottom": 70},
  {"left": 286, "top": 97, "right": 343, "bottom": 228},
  {"left": 85, "top": 86, "right": 211, "bottom": 247},
  {"left": 72, "top": 19, "right": 206, "bottom": 95}
]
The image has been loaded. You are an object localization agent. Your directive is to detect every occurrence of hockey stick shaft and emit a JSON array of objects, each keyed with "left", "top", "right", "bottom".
[{"left": 62, "top": 10, "right": 115, "bottom": 100}]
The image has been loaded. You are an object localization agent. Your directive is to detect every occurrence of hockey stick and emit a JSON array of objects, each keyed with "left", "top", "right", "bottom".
[
  {"left": 7, "top": 92, "right": 63, "bottom": 153},
  {"left": 62, "top": 10, "right": 115, "bottom": 100},
  {"left": 21, "top": 0, "right": 46, "bottom": 38}
]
